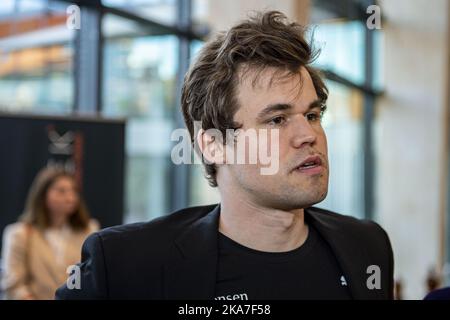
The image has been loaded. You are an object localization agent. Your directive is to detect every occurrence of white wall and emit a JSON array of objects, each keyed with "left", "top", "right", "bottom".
[{"left": 375, "top": 0, "right": 449, "bottom": 299}]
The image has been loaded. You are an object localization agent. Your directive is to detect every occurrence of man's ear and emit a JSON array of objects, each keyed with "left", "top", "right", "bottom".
[{"left": 196, "top": 128, "right": 225, "bottom": 165}]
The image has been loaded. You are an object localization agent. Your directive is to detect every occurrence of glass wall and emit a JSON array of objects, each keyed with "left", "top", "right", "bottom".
[
  {"left": 311, "top": 21, "right": 365, "bottom": 85},
  {"left": 102, "top": 13, "right": 178, "bottom": 222},
  {"left": 103, "top": 0, "right": 177, "bottom": 26},
  {"left": 0, "top": 0, "right": 74, "bottom": 114}
]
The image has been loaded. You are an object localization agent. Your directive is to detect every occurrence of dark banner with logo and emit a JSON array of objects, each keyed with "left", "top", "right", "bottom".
[{"left": 0, "top": 113, "right": 126, "bottom": 249}]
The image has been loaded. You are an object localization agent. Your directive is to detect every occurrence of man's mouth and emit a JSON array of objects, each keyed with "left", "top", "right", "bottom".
[{"left": 293, "top": 155, "right": 324, "bottom": 175}]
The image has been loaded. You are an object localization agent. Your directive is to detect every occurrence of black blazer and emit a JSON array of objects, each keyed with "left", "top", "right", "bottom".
[{"left": 55, "top": 204, "right": 394, "bottom": 300}]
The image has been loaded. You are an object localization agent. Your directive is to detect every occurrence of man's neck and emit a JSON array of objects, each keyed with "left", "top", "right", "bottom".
[{"left": 218, "top": 195, "right": 309, "bottom": 253}]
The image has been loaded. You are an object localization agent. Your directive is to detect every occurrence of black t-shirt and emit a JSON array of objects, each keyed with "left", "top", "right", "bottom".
[{"left": 214, "top": 224, "right": 352, "bottom": 300}]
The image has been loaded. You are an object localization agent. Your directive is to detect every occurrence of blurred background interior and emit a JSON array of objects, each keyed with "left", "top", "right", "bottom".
[{"left": 0, "top": 0, "right": 449, "bottom": 299}]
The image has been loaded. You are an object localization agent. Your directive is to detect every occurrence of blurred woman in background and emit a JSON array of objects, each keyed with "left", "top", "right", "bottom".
[{"left": 1, "top": 167, "right": 99, "bottom": 300}]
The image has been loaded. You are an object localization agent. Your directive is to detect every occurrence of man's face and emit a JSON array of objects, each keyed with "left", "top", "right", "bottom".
[{"left": 222, "top": 66, "right": 329, "bottom": 210}]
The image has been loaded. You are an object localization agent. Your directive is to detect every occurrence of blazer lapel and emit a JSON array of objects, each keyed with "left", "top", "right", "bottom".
[
  {"left": 32, "top": 228, "right": 66, "bottom": 285},
  {"left": 306, "top": 208, "right": 384, "bottom": 300},
  {"left": 163, "top": 205, "right": 220, "bottom": 300}
]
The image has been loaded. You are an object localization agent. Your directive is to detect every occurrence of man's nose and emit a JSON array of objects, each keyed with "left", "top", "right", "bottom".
[{"left": 290, "top": 115, "right": 317, "bottom": 149}]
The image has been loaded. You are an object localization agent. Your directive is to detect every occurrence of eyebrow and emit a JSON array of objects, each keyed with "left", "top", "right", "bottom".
[{"left": 255, "top": 99, "right": 324, "bottom": 122}]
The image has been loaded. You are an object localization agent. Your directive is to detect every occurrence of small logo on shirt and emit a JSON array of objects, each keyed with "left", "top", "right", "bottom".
[{"left": 340, "top": 275, "right": 348, "bottom": 286}]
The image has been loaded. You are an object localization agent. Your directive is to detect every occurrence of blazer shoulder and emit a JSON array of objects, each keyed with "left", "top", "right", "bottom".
[
  {"left": 93, "top": 204, "right": 217, "bottom": 248},
  {"left": 308, "top": 206, "right": 394, "bottom": 268},
  {"left": 308, "top": 206, "right": 388, "bottom": 238},
  {"left": 308, "top": 207, "right": 394, "bottom": 299}
]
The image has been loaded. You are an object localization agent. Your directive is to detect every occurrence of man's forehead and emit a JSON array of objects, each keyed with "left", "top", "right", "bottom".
[
  {"left": 237, "top": 65, "right": 307, "bottom": 91},
  {"left": 236, "top": 65, "right": 318, "bottom": 111}
]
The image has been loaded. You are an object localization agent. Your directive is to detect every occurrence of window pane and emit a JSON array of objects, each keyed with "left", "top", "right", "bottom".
[
  {"left": 103, "top": 0, "right": 177, "bottom": 26},
  {"left": 102, "top": 14, "right": 177, "bottom": 118},
  {"left": 320, "top": 81, "right": 364, "bottom": 218},
  {"left": 192, "top": 0, "right": 209, "bottom": 35},
  {"left": 124, "top": 155, "right": 171, "bottom": 223},
  {"left": 189, "top": 158, "right": 221, "bottom": 207},
  {"left": 102, "top": 13, "right": 177, "bottom": 222},
  {"left": 190, "top": 39, "right": 203, "bottom": 63},
  {"left": 17, "top": 0, "right": 46, "bottom": 13},
  {"left": 0, "top": 0, "right": 15, "bottom": 15},
  {"left": 310, "top": 21, "right": 365, "bottom": 85},
  {"left": 0, "top": 0, "right": 74, "bottom": 114}
]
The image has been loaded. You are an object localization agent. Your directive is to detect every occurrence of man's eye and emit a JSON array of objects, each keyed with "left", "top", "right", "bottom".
[
  {"left": 306, "top": 112, "right": 321, "bottom": 122},
  {"left": 268, "top": 116, "right": 286, "bottom": 126}
]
